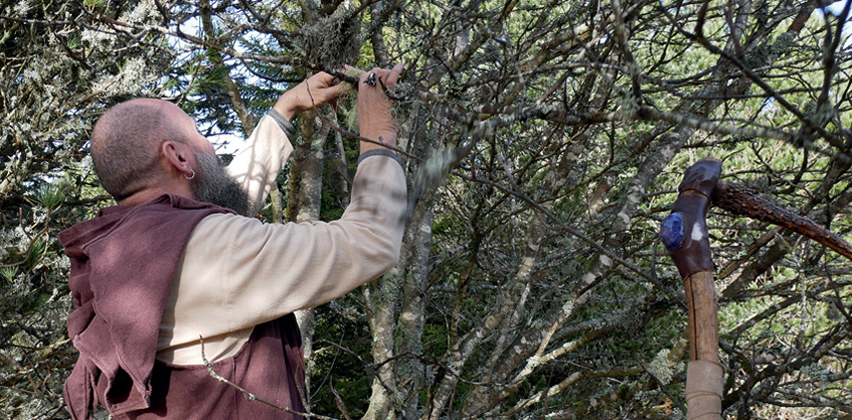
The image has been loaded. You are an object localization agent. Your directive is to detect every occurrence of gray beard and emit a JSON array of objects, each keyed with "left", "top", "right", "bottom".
[{"left": 191, "top": 152, "right": 251, "bottom": 216}]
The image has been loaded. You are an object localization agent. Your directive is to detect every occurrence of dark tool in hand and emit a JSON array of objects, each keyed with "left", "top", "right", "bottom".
[{"left": 364, "top": 72, "right": 377, "bottom": 87}]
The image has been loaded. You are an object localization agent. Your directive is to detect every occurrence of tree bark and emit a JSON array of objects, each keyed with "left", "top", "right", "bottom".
[{"left": 293, "top": 111, "right": 329, "bottom": 401}]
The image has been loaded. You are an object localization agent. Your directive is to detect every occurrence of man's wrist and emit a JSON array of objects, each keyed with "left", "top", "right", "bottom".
[
  {"left": 272, "top": 104, "right": 298, "bottom": 121},
  {"left": 267, "top": 109, "right": 296, "bottom": 138},
  {"left": 273, "top": 89, "right": 302, "bottom": 121},
  {"left": 358, "top": 149, "right": 403, "bottom": 168},
  {"left": 359, "top": 131, "right": 397, "bottom": 153}
]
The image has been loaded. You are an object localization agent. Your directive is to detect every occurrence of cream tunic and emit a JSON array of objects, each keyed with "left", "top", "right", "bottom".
[{"left": 156, "top": 115, "right": 407, "bottom": 365}]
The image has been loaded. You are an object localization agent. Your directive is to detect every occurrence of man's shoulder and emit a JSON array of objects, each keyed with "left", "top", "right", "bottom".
[
  {"left": 190, "top": 212, "right": 268, "bottom": 242},
  {"left": 60, "top": 195, "right": 231, "bottom": 253}
]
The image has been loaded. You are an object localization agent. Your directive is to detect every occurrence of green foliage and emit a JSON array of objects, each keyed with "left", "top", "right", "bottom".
[
  {"left": 34, "top": 184, "right": 66, "bottom": 210},
  {"left": 23, "top": 239, "right": 46, "bottom": 269},
  {"left": 1, "top": 266, "right": 18, "bottom": 282},
  {"left": 309, "top": 304, "right": 374, "bottom": 418},
  {"left": 83, "top": 0, "right": 109, "bottom": 9}
]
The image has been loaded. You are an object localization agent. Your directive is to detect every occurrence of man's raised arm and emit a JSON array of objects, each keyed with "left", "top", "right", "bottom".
[{"left": 228, "top": 72, "right": 347, "bottom": 214}]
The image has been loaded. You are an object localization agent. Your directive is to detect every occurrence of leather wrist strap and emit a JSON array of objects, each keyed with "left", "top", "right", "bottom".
[{"left": 358, "top": 148, "right": 403, "bottom": 169}]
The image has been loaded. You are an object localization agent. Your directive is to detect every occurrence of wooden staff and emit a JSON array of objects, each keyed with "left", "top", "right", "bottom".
[
  {"left": 661, "top": 158, "right": 724, "bottom": 420},
  {"left": 660, "top": 158, "right": 852, "bottom": 420}
]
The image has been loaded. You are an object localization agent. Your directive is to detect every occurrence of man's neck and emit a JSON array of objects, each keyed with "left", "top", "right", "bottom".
[{"left": 119, "top": 188, "right": 190, "bottom": 207}]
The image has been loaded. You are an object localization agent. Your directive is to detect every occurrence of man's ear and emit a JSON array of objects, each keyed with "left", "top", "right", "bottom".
[{"left": 161, "top": 141, "right": 194, "bottom": 178}]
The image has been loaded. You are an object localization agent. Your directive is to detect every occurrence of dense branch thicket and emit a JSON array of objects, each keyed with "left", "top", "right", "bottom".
[{"left": 2, "top": 0, "right": 851, "bottom": 418}]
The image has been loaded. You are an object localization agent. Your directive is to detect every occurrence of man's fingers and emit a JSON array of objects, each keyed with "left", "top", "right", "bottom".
[
  {"left": 305, "top": 71, "right": 351, "bottom": 106},
  {"left": 359, "top": 63, "right": 404, "bottom": 89},
  {"left": 312, "top": 71, "right": 335, "bottom": 85},
  {"left": 333, "top": 82, "right": 351, "bottom": 96},
  {"left": 385, "top": 62, "right": 404, "bottom": 87},
  {"left": 344, "top": 65, "right": 364, "bottom": 80}
]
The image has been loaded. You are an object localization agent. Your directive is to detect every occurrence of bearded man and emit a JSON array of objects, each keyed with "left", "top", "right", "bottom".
[{"left": 59, "top": 65, "right": 406, "bottom": 420}]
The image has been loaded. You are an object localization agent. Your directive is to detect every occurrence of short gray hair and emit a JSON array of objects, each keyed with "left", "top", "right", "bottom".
[{"left": 90, "top": 99, "right": 188, "bottom": 200}]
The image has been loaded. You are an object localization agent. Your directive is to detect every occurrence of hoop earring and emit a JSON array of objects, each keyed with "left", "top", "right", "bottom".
[{"left": 185, "top": 169, "right": 196, "bottom": 180}]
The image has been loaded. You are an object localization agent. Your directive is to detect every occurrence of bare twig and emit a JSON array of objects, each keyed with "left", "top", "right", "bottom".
[{"left": 199, "top": 335, "right": 341, "bottom": 420}]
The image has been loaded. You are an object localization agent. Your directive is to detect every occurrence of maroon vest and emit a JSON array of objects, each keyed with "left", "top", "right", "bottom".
[{"left": 60, "top": 194, "right": 306, "bottom": 420}]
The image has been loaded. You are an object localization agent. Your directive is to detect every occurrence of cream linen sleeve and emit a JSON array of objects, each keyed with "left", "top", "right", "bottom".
[
  {"left": 227, "top": 115, "right": 294, "bottom": 214},
  {"left": 159, "top": 155, "right": 407, "bottom": 365}
]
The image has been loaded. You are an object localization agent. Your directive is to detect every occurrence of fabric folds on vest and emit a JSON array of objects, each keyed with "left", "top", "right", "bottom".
[
  {"left": 59, "top": 195, "right": 227, "bottom": 419},
  {"left": 130, "top": 315, "right": 305, "bottom": 420}
]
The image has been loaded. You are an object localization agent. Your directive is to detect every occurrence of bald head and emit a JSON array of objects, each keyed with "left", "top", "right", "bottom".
[{"left": 90, "top": 99, "right": 192, "bottom": 200}]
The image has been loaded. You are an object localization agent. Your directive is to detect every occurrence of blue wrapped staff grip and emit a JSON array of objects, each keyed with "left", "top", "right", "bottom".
[
  {"left": 661, "top": 158, "right": 721, "bottom": 279},
  {"left": 661, "top": 212, "right": 685, "bottom": 252}
]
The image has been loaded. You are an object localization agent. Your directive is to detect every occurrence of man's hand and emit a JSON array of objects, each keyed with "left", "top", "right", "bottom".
[
  {"left": 357, "top": 63, "right": 404, "bottom": 153},
  {"left": 273, "top": 72, "right": 348, "bottom": 120}
]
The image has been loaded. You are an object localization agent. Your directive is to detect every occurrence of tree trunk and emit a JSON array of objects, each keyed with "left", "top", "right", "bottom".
[{"left": 293, "top": 111, "right": 329, "bottom": 401}]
